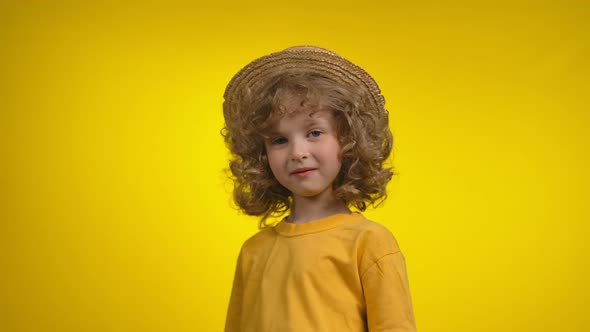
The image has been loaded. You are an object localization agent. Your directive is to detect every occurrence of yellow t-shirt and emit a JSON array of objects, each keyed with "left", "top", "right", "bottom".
[{"left": 225, "top": 213, "right": 417, "bottom": 332}]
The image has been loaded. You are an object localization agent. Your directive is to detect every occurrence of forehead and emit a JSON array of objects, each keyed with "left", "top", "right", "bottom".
[
  {"left": 280, "top": 91, "right": 302, "bottom": 108},
  {"left": 276, "top": 89, "right": 314, "bottom": 112},
  {"left": 272, "top": 90, "right": 328, "bottom": 120},
  {"left": 267, "top": 109, "right": 336, "bottom": 132},
  {"left": 263, "top": 89, "right": 339, "bottom": 134}
]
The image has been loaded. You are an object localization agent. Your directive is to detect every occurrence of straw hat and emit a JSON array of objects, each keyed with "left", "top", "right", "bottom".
[{"left": 223, "top": 45, "right": 386, "bottom": 118}]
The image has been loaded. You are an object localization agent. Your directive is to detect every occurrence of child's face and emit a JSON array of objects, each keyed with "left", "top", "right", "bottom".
[{"left": 264, "top": 102, "right": 342, "bottom": 201}]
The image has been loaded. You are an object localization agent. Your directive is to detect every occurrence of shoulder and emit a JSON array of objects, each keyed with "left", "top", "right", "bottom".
[
  {"left": 354, "top": 217, "right": 401, "bottom": 253},
  {"left": 238, "top": 226, "right": 277, "bottom": 257},
  {"left": 352, "top": 216, "right": 402, "bottom": 274}
]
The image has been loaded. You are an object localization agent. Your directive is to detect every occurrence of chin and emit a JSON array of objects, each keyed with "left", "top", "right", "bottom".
[{"left": 293, "top": 188, "right": 330, "bottom": 198}]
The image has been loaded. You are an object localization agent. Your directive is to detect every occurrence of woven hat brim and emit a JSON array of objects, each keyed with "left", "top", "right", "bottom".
[{"left": 223, "top": 47, "right": 385, "bottom": 113}]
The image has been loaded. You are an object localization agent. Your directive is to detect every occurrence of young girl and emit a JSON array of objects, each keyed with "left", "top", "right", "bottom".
[{"left": 222, "top": 46, "right": 416, "bottom": 332}]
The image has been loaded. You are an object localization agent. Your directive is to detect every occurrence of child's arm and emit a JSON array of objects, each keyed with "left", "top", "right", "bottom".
[
  {"left": 359, "top": 223, "right": 417, "bottom": 332},
  {"left": 224, "top": 251, "right": 244, "bottom": 332},
  {"left": 362, "top": 251, "right": 417, "bottom": 331}
]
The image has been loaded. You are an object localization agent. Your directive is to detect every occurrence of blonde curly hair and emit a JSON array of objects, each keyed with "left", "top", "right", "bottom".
[{"left": 222, "top": 48, "right": 393, "bottom": 228}]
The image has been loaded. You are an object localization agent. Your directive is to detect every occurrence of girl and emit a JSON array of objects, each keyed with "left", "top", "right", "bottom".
[{"left": 222, "top": 46, "right": 416, "bottom": 332}]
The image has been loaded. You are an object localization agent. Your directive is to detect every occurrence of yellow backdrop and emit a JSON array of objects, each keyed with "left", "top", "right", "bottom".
[{"left": 2, "top": 1, "right": 588, "bottom": 331}]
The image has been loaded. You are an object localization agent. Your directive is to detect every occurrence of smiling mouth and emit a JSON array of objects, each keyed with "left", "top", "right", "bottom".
[{"left": 291, "top": 168, "right": 316, "bottom": 176}]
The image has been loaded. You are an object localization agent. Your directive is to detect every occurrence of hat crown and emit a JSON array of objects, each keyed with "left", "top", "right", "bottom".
[
  {"left": 223, "top": 45, "right": 385, "bottom": 117},
  {"left": 282, "top": 45, "right": 338, "bottom": 55}
]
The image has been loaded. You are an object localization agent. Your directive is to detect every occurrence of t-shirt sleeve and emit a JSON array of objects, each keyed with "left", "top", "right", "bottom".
[
  {"left": 224, "top": 250, "right": 244, "bottom": 332},
  {"left": 361, "top": 251, "right": 417, "bottom": 332}
]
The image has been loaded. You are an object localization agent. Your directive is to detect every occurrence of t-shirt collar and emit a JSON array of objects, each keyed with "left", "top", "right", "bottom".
[{"left": 274, "top": 212, "right": 363, "bottom": 237}]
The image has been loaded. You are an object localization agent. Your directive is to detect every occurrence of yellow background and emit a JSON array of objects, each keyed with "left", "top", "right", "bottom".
[{"left": 2, "top": 1, "right": 588, "bottom": 331}]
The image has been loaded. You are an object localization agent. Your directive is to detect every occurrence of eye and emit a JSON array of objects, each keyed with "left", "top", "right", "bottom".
[
  {"left": 271, "top": 137, "right": 288, "bottom": 145},
  {"left": 308, "top": 129, "right": 322, "bottom": 138}
]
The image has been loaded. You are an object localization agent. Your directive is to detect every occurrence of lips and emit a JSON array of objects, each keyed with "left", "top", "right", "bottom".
[{"left": 291, "top": 167, "right": 317, "bottom": 176}]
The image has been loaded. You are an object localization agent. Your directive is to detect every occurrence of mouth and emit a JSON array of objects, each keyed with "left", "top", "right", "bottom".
[{"left": 291, "top": 167, "right": 317, "bottom": 177}]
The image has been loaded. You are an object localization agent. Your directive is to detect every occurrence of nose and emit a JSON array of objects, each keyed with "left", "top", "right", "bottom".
[{"left": 290, "top": 138, "right": 309, "bottom": 161}]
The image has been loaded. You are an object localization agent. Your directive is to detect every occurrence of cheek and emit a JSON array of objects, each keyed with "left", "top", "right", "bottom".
[
  {"left": 326, "top": 141, "right": 343, "bottom": 165},
  {"left": 265, "top": 150, "right": 283, "bottom": 174}
]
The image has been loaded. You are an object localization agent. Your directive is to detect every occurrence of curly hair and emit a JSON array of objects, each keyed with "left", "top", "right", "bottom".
[{"left": 222, "top": 71, "right": 393, "bottom": 228}]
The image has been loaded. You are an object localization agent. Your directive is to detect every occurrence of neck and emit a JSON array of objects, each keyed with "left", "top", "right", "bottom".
[{"left": 287, "top": 194, "right": 351, "bottom": 224}]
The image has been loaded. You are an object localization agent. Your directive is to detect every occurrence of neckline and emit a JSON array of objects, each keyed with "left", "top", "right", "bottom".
[{"left": 274, "top": 212, "right": 363, "bottom": 237}]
